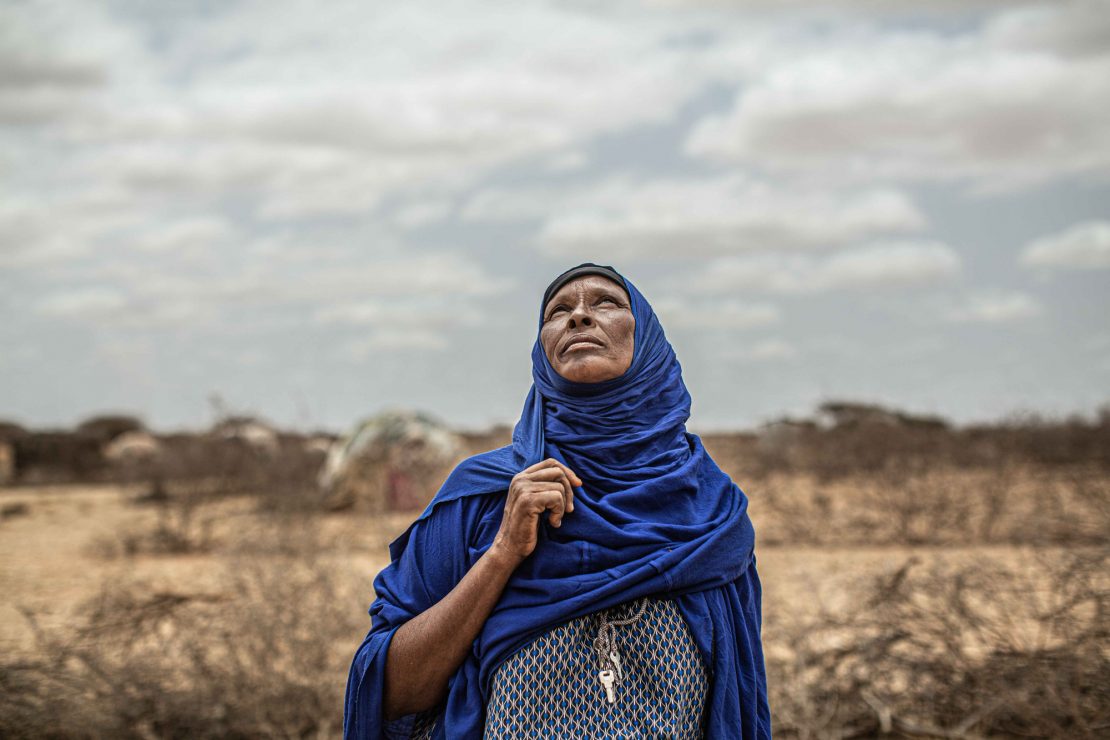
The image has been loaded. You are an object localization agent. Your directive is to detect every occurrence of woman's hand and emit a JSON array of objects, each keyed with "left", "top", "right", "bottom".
[
  {"left": 490, "top": 458, "right": 582, "bottom": 567},
  {"left": 381, "top": 458, "right": 582, "bottom": 719}
]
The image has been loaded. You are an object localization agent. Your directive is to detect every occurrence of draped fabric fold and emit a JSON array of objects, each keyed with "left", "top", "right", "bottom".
[{"left": 344, "top": 266, "right": 771, "bottom": 739}]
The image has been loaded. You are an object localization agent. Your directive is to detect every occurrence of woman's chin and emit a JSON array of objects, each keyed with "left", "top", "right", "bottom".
[{"left": 557, "top": 360, "right": 623, "bottom": 384}]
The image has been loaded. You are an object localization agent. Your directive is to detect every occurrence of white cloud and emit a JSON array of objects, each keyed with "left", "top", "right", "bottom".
[
  {"left": 466, "top": 176, "right": 924, "bottom": 257},
  {"left": 2, "top": 0, "right": 717, "bottom": 222},
  {"left": 135, "top": 216, "right": 235, "bottom": 253},
  {"left": 461, "top": 186, "right": 565, "bottom": 222},
  {"left": 392, "top": 200, "right": 454, "bottom": 229},
  {"left": 1084, "top": 333, "right": 1110, "bottom": 352},
  {"left": 1020, "top": 221, "right": 1110, "bottom": 270},
  {"left": 0, "top": 195, "right": 142, "bottom": 268},
  {"left": 986, "top": 1, "right": 1110, "bottom": 58},
  {"left": 653, "top": 0, "right": 1038, "bottom": 14},
  {"left": 338, "top": 330, "right": 449, "bottom": 358},
  {"left": 0, "top": 2, "right": 124, "bottom": 125},
  {"left": 686, "top": 5, "right": 1110, "bottom": 190},
  {"left": 3, "top": 0, "right": 1107, "bottom": 430},
  {"left": 544, "top": 150, "right": 589, "bottom": 173},
  {"left": 688, "top": 241, "right": 961, "bottom": 294},
  {"left": 23, "top": 248, "right": 508, "bottom": 338},
  {"left": 295, "top": 254, "right": 511, "bottom": 299},
  {"left": 944, "top": 291, "right": 1042, "bottom": 323},
  {"left": 726, "top": 338, "right": 799, "bottom": 363},
  {"left": 32, "top": 282, "right": 221, "bottom": 329},
  {"left": 35, "top": 287, "right": 127, "bottom": 318},
  {"left": 0, "top": 200, "right": 51, "bottom": 250},
  {"left": 654, "top": 297, "right": 781, "bottom": 329},
  {"left": 312, "top": 299, "right": 480, "bottom": 329},
  {"left": 748, "top": 338, "right": 797, "bottom": 361}
]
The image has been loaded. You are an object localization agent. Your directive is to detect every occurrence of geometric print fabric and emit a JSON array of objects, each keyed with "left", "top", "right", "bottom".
[{"left": 483, "top": 597, "right": 709, "bottom": 739}]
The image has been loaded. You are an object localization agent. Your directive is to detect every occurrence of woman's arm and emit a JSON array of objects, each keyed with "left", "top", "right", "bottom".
[{"left": 382, "top": 458, "right": 581, "bottom": 720}]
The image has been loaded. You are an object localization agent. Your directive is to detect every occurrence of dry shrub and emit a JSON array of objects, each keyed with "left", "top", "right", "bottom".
[
  {"left": 767, "top": 548, "right": 1110, "bottom": 739},
  {"left": 3, "top": 519, "right": 366, "bottom": 739},
  {"left": 753, "top": 464, "right": 1110, "bottom": 548},
  {"left": 1, "top": 501, "right": 30, "bottom": 520},
  {"left": 89, "top": 482, "right": 218, "bottom": 559},
  {"left": 722, "top": 403, "right": 1110, "bottom": 483}
]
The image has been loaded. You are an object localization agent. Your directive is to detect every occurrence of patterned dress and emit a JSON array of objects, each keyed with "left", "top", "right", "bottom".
[{"left": 402, "top": 597, "right": 710, "bottom": 739}]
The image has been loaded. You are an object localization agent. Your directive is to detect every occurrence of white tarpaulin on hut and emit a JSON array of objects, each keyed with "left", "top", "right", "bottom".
[{"left": 320, "top": 410, "right": 463, "bottom": 512}]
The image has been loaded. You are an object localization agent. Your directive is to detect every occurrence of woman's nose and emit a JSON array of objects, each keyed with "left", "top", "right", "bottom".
[{"left": 568, "top": 303, "right": 593, "bottom": 326}]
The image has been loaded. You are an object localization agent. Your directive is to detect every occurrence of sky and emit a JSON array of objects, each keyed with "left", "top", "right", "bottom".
[{"left": 1, "top": 0, "right": 1109, "bottom": 433}]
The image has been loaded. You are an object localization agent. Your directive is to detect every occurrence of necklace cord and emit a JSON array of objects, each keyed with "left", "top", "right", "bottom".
[{"left": 593, "top": 598, "right": 649, "bottom": 679}]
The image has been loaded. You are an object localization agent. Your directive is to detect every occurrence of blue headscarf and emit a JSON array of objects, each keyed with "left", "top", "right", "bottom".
[{"left": 344, "top": 264, "right": 770, "bottom": 739}]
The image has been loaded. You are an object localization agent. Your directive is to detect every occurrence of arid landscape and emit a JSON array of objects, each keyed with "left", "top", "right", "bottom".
[
  {"left": 1, "top": 402, "right": 1107, "bottom": 738},
  {"left": 6, "top": 0, "right": 1108, "bottom": 737}
]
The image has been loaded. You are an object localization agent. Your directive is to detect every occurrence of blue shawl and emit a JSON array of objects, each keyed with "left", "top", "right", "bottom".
[{"left": 344, "top": 267, "right": 770, "bottom": 739}]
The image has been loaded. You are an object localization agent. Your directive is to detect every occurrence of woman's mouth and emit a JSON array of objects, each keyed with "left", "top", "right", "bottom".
[{"left": 561, "top": 335, "right": 604, "bottom": 356}]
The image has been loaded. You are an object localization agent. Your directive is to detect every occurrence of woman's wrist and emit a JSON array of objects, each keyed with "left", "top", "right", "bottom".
[{"left": 484, "top": 538, "right": 524, "bottom": 575}]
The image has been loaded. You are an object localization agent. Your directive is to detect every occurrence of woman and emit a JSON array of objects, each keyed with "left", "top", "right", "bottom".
[{"left": 344, "top": 263, "right": 770, "bottom": 739}]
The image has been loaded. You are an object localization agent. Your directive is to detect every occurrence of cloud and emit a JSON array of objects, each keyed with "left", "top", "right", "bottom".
[
  {"left": 986, "top": 1, "right": 1110, "bottom": 58},
  {"left": 747, "top": 338, "right": 797, "bottom": 361},
  {"left": 0, "top": 200, "right": 51, "bottom": 250},
  {"left": 1020, "top": 221, "right": 1110, "bottom": 270},
  {"left": 943, "top": 290, "right": 1042, "bottom": 323},
  {"left": 23, "top": 248, "right": 508, "bottom": 341},
  {"left": 35, "top": 287, "right": 127, "bottom": 318},
  {"left": 653, "top": 0, "right": 1038, "bottom": 14},
  {"left": 686, "top": 5, "right": 1110, "bottom": 190},
  {"left": 466, "top": 176, "right": 924, "bottom": 257},
  {"left": 294, "top": 253, "right": 511, "bottom": 299},
  {"left": 544, "top": 150, "right": 589, "bottom": 173},
  {"left": 338, "top": 330, "right": 449, "bottom": 358},
  {"left": 0, "top": 195, "right": 141, "bottom": 269},
  {"left": 0, "top": 49, "right": 105, "bottom": 90},
  {"left": 135, "top": 216, "right": 235, "bottom": 253},
  {"left": 312, "top": 299, "right": 480, "bottom": 330},
  {"left": 653, "top": 297, "right": 781, "bottom": 329},
  {"left": 461, "top": 186, "right": 566, "bottom": 222},
  {"left": 392, "top": 200, "right": 454, "bottom": 229},
  {"left": 2, "top": 0, "right": 718, "bottom": 222},
  {"left": 32, "top": 282, "right": 220, "bottom": 329},
  {"left": 688, "top": 241, "right": 961, "bottom": 294},
  {"left": 0, "top": 1, "right": 145, "bottom": 124},
  {"left": 725, "top": 338, "right": 799, "bottom": 363}
]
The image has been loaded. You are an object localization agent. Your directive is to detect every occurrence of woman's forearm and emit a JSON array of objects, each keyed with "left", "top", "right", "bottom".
[
  {"left": 383, "top": 544, "right": 520, "bottom": 720},
  {"left": 382, "top": 458, "right": 579, "bottom": 720}
]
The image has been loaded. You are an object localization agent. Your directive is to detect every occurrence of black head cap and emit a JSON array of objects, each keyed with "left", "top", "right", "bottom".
[{"left": 541, "top": 263, "right": 627, "bottom": 312}]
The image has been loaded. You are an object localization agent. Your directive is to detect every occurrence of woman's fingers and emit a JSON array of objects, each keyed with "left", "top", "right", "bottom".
[
  {"left": 501, "top": 460, "right": 581, "bottom": 556},
  {"left": 507, "top": 484, "right": 566, "bottom": 530},
  {"left": 523, "top": 458, "right": 583, "bottom": 488},
  {"left": 520, "top": 458, "right": 581, "bottom": 516},
  {"left": 522, "top": 487, "right": 567, "bottom": 527},
  {"left": 522, "top": 466, "right": 576, "bottom": 514}
]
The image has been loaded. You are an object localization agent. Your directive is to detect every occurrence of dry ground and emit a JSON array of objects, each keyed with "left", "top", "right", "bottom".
[
  {"left": 0, "top": 481, "right": 1067, "bottom": 651},
  {"left": 1, "top": 475, "right": 1106, "bottom": 738}
]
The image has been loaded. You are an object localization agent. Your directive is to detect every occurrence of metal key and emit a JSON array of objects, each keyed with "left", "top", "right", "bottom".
[
  {"left": 609, "top": 650, "right": 623, "bottom": 681},
  {"left": 598, "top": 669, "right": 616, "bottom": 703}
]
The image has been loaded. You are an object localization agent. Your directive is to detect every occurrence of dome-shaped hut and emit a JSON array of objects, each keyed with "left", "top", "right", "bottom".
[
  {"left": 319, "top": 410, "right": 464, "bottom": 512},
  {"left": 104, "top": 430, "right": 162, "bottom": 463}
]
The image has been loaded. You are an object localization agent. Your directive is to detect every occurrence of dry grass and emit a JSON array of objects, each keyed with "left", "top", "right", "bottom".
[
  {"left": 748, "top": 463, "right": 1109, "bottom": 548},
  {"left": 2, "top": 515, "right": 369, "bottom": 740},
  {"left": 766, "top": 547, "right": 1110, "bottom": 738},
  {"left": 2, "top": 445, "right": 1108, "bottom": 738}
]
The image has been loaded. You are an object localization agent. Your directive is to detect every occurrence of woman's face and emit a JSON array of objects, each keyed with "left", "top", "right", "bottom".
[{"left": 540, "top": 275, "right": 635, "bottom": 383}]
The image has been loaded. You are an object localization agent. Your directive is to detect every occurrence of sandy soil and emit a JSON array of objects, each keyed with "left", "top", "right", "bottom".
[{"left": 1, "top": 482, "right": 1067, "bottom": 658}]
